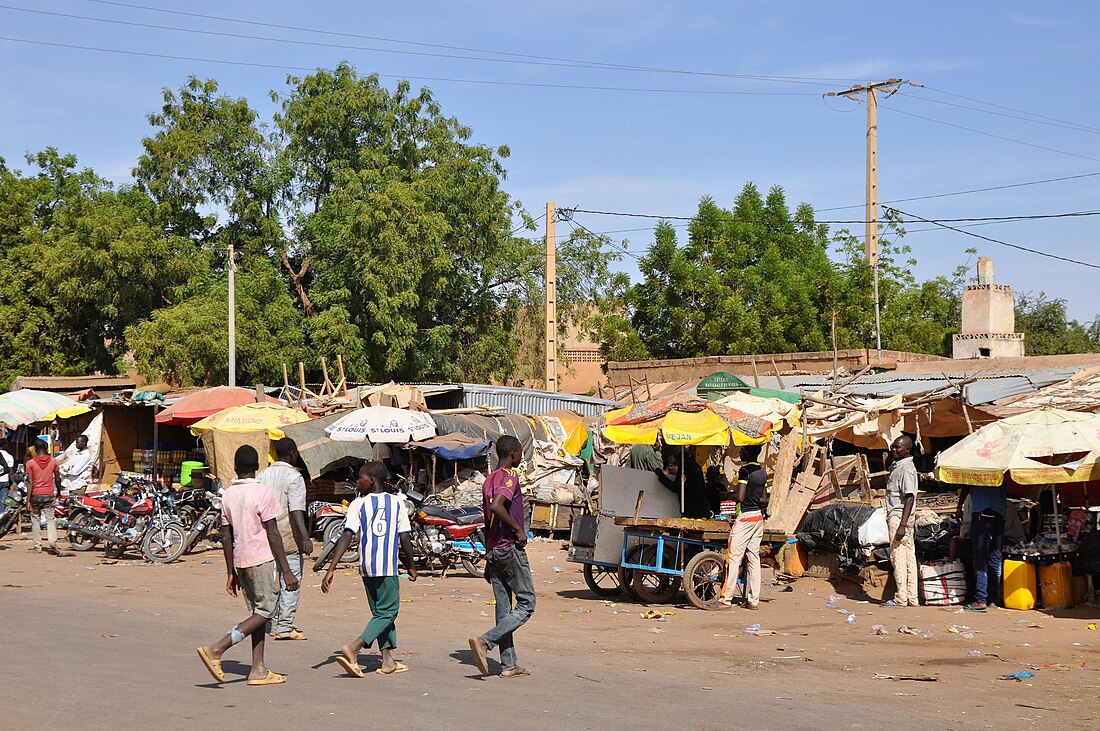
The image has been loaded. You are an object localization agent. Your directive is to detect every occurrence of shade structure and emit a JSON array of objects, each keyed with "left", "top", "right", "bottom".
[
  {"left": 409, "top": 432, "right": 491, "bottom": 460},
  {"left": 190, "top": 402, "right": 310, "bottom": 438},
  {"left": 936, "top": 407, "right": 1100, "bottom": 487},
  {"left": 602, "top": 394, "right": 772, "bottom": 446},
  {"left": 324, "top": 406, "right": 436, "bottom": 443},
  {"left": 156, "top": 386, "right": 274, "bottom": 426},
  {"left": 0, "top": 389, "right": 91, "bottom": 428},
  {"left": 543, "top": 410, "right": 589, "bottom": 456},
  {"left": 716, "top": 391, "right": 802, "bottom": 430},
  {"left": 279, "top": 410, "right": 377, "bottom": 480}
]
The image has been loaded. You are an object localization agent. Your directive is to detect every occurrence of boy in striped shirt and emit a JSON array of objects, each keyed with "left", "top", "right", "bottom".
[{"left": 322, "top": 461, "right": 417, "bottom": 676}]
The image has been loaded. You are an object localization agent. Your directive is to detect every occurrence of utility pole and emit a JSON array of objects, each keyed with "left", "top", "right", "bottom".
[
  {"left": 545, "top": 202, "right": 558, "bottom": 392},
  {"left": 228, "top": 244, "right": 236, "bottom": 387},
  {"left": 827, "top": 78, "right": 918, "bottom": 365}
]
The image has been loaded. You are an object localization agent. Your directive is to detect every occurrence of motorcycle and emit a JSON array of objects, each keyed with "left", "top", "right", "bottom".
[
  {"left": 308, "top": 499, "right": 358, "bottom": 565},
  {"left": 180, "top": 491, "right": 223, "bottom": 555},
  {"left": 63, "top": 476, "right": 187, "bottom": 562},
  {"left": 311, "top": 488, "right": 486, "bottom": 577},
  {"left": 0, "top": 467, "right": 30, "bottom": 540}
]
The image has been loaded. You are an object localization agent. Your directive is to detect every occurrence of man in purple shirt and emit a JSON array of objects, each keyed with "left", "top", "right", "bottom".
[{"left": 468, "top": 435, "right": 535, "bottom": 678}]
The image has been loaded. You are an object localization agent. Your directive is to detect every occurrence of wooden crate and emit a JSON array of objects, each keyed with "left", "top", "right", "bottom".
[{"left": 530, "top": 501, "right": 583, "bottom": 533}]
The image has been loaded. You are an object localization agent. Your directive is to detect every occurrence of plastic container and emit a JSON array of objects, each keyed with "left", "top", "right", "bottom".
[
  {"left": 1003, "top": 559, "right": 1037, "bottom": 610},
  {"left": 1073, "top": 574, "right": 1089, "bottom": 606},
  {"left": 782, "top": 538, "right": 807, "bottom": 577},
  {"left": 180, "top": 461, "right": 204, "bottom": 487},
  {"left": 1038, "top": 561, "right": 1074, "bottom": 609}
]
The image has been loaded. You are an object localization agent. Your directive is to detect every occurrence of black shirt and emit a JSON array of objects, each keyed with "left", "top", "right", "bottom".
[
  {"left": 737, "top": 462, "right": 767, "bottom": 513},
  {"left": 655, "top": 459, "right": 709, "bottom": 519}
]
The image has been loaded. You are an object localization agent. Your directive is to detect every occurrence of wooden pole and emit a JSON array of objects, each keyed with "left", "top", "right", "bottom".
[
  {"left": 770, "top": 358, "right": 786, "bottom": 390},
  {"left": 298, "top": 361, "right": 307, "bottom": 407},
  {"left": 750, "top": 358, "right": 761, "bottom": 388},
  {"left": 545, "top": 201, "right": 558, "bottom": 393},
  {"left": 831, "top": 308, "right": 839, "bottom": 390}
]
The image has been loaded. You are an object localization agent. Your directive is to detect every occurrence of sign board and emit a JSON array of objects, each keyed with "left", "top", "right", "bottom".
[{"left": 698, "top": 371, "right": 751, "bottom": 401}]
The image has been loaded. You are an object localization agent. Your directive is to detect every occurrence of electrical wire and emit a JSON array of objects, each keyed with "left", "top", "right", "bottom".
[
  {"left": 509, "top": 212, "right": 545, "bottom": 237},
  {"left": 922, "top": 85, "right": 1100, "bottom": 136},
  {"left": 880, "top": 106, "right": 1100, "bottom": 164},
  {"left": 887, "top": 207, "right": 1100, "bottom": 270},
  {"left": 79, "top": 0, "right": 863, "bottom": 86},
  {"left": 0, "top": 36, "right": 820, "bottom": 96},
  {"left": 1, "top": 4, "right": 842, "bottom": 90},
  {"left": 565, "top": 206, "right": 1100, "bottom": 225},
  {"left": 896, "top": 92, "right": 1100, "bottom": 136}
]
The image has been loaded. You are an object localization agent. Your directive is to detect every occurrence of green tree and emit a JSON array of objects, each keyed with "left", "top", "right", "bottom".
[{"left": 1015, "top": 292, "right": 1100, "bottom": 355}]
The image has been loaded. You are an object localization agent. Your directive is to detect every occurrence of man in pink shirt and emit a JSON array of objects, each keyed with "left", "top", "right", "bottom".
[{"left": 196, "top": 446, "right": 298, "bottom": 686}]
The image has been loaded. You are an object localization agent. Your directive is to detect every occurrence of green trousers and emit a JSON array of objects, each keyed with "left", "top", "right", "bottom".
[{"left": 360, "top": 575, "right": 400, "bottom": 650}]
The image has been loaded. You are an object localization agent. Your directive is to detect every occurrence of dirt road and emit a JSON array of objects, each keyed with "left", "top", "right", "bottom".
[{"left": 1, "top": 535, "right": 1097, "bottom": 730}]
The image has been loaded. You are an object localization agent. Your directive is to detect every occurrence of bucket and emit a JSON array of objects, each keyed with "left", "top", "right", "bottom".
[
  {"left": 782, "top": 538, "right": 807, "bottom": 577},
  {"left": 1003, "top": 559, "right": 1036, "bottom": 610},
  {"left": 180, "top": 461, "right": 205, "bottom": 487},
  {"left": 1038, "top": 561, "right": 1074, "bottom": 609}
]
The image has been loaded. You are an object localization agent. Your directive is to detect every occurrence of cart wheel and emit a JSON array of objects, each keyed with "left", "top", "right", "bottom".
[
  {"left": 617, "top": 546, "right": 643, "bottom": 601},
  {"left": 683, "top": 550, "right": 728, "bottom": 610},
  {"left": 631, "top": 544, "right": 681, "bottom": 604},
  {"left": 583, "top": 563, "right": 622, "bottom": 597}
]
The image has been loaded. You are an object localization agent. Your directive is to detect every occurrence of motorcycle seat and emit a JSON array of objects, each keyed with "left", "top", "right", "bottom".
[{"left": 421, "top": 504, "right": 483, "bottom": 525}]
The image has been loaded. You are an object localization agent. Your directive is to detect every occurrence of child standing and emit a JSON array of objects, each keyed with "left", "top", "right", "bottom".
[{"left": 323, "top": 461, "right": 417, "bottom": 676}]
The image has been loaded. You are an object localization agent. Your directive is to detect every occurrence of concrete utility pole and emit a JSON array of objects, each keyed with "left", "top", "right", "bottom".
[
  {"left": 827, "top": 78, "right": 918, "bottom": 365},
  {"left": 228, "top": 244, "right": 236, "bottom": 387},
  {"left": 545, "top": 202, "right": 558, "bottom": 392}
]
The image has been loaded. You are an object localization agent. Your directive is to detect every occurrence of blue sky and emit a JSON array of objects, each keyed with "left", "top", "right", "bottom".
[{"left": 3, "top": 1, "right": 1100, "bottom": 323}]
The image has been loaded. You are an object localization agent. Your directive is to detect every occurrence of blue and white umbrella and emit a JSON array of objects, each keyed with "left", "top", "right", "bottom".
[{"left": 324, "top": 406, "right": 437, "bottom": 443}]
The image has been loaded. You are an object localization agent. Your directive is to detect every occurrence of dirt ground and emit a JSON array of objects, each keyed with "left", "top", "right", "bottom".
[{"left": 1, "top": 532, "right": 1098, "bottom": 730}]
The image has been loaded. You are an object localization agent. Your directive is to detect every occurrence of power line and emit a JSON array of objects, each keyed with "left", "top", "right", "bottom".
[
  {"left": 897, "top": 92, "right": 1100, "bottom": 136},
  {"left": 565, "top": 206, "right": 1100, "bottom": 225},
  {"left": 887, "top": 206, "right": 1100, "bottom": 270},
  {"left": 510, "top": 212, "right": 545, "bottom": 237},
  {"left": 80, "top": 0, "right": 861, "bottom": 86},
  {"left": 922, "top": 85, "right": 1100, "bottom": 136},
  {"left": 880, "top": 106, "right": 1100, "bottom": 164},
  {"left": 817, "top": 170, "right": 1100, "bottom": 212},
  {"left": 0, "top": 36, "right": 818, "bottom": 96},
  {"left": 1, "top": 4, "right": 841, "bottom": 90}
]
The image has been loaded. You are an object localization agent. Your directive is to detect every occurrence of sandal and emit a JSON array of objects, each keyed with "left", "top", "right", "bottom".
[{"left": 247, "top": 670, "right": 286, "bottom": 686}]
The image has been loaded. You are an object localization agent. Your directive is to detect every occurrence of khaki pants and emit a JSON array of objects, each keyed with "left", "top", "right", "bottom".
[
  {"left": 887, "top": 515, "right": 918, "bottom": 606},
  {"left": 721, "top": 512, "right": 763, "bottom": 606}
]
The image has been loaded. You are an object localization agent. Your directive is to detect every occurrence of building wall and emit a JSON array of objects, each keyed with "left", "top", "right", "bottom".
[
  {"left": 959, "top": 284, "right": 1016, "bottom": 335},
  {"left": 952, "top": 333, "right": 1026, "bottom": 359}
]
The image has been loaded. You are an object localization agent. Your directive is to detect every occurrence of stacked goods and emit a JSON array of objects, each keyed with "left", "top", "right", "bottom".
[{"left": 918, "top": 558, "right": 967, "bottom": 605}]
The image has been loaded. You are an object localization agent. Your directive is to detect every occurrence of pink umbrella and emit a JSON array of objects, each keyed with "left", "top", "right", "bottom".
[{"left": 155, "top": 386, "right": 276, "bottom": 426}]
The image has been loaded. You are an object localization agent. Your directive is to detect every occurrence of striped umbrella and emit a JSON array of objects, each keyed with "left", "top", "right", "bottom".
[{"left": 0, "top": 389, "right": 92, "bottom": 428}]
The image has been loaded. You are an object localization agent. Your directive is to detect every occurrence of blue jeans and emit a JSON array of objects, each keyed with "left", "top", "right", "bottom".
[
  {"left": 270, "top": 552, "right": 303, "bottom": 634},
  {"left": 971, "top": 513, "right": 1004, "bottom": 605},
  {"left": 483, "top": 545, "right": 536, "bottom": 670}
]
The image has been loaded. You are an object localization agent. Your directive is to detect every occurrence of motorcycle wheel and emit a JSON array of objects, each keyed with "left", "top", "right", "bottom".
[
  {"left": 104, "top": 542, "right": 125, "bottom": 559},
  {"left": 142, "top": 522, "right": 187, "bottom": 563},
  {"left": 68, "top": 513, "right": 101, "bottom": 551},
  {"left": 0, "top": 509, "right": 14, "bottom": 540},
  {"left": 461, "top": 528, "right": 487, "bottom": 578},
  {"left": 324, "top": 521, "right": 358, "bottom": 564},
  {"left": 312, "top": 539, "right": 336, "bottom": 573},
  {"left": 177, "top": 505, "right": 199, "bottom": 532}
]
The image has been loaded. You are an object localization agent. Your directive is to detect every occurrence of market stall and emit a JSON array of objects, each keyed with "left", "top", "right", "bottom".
[{"left": 191, "top": 403, "right": 311, "bottom": 482}]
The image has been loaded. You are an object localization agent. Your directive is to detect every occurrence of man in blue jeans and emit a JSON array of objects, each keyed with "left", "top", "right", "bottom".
[
  {"left": 469, "top": 435, "right": 535, "bottom": 678},
  {"left": 957, "top": 484, "right": 1007, "bottom": 611}
]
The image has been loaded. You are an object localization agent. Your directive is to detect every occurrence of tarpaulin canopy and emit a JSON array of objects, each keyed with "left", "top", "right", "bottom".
[
  {"left": 936, "top": 407, "right": 1100, "bottom": 487},
  {"left": 716, "top": 391, "right": 802, "bottom": 430},
  {"left": 279, "top": 410, "right": 376, "bottom": 480},
  {"left": 406, "top": 432, "right": 491, "bottom": 460},
  {"left": 0, "top": 389, "right": 91, "bottom": 428},
  {"left": 602, "top": 394, "right": 772, "bottom": 446},
  {"left": 324, "top": 406, "right": 436, "bottom": 443},
  {"left": 190, "top": 402, "right": 310, "bottom": 438},
  {"left": 157, "top": 386, "right": 275, "bottom": 425},
  {"left": 431, "top": 413, "right": 546, "bottom": 464},
  {"left": 542, "top": 410, "right": 589, "bottom": 456}
]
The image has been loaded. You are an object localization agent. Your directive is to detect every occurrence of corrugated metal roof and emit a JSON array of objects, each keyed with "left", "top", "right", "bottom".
[
  {"left": 458, "top": 384, "right": 620, "bottom": 417},
  {"left": 748, "top": 367, "right": 1081, "bottom": 406},
  {"left": 9, "top": 375, "right": 138, "bottom": 393}
]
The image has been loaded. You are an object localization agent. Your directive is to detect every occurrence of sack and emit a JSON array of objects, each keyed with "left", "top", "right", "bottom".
[
  {"left": 857, "top": 508, "right": 889, "bottom": 547},
  {"left": 918, "top": 558, "right": 967, "bottom": 605}
]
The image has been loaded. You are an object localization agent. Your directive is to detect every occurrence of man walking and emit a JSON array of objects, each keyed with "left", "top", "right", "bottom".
[
  {"left": 322, "top": 461, "right": 417, "bottom": 677},
  {"left": 25, "top": 440, "right": 64, "bottom": 555},
  {"left": 886, "top": 436, "right": 919, "bottom": 607},
  {"left": 718, "top": 445, "right": 767, "bottom": 609},
  {"left": 258, "top": 437, "right": 312, "bottom": 641},
  {"left": 956, "top": 484, "right": 1007, "bottom": 611},
  {"left": 469, "top": 435, "right": 535, "bottom": 678},
  {"left": 196, "top": 446, "right": 298, "bottom": 686}
]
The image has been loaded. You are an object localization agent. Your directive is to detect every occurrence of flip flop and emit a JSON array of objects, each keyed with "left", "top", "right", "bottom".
[
  {"left": 965, "top": 604, "right": 988, "bottom": 613},
  {"left": 247, "top": 670, "right": 286, "bottom": 686},
  {"left": 376, "top": 662, "right": 409, "bottom": 675},
  {"left": 196, "top": 647, "right": 224, "bottom": 683},
  {"left": 335, "top": 655, "right": 365, "bottom": 678}
]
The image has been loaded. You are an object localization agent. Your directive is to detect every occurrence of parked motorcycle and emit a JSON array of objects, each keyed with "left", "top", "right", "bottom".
[
  {"left": 63, "top": 476, "right": 187, "bottom": 562},
  {"left": 0, "top": 467, "right": 30, "bottom": 540},
  {"left": 308, "top": 499, "right": 358, "bottom": 565},
  {"left": 181, "top": 491, "right": 222, "bottom": 555}
]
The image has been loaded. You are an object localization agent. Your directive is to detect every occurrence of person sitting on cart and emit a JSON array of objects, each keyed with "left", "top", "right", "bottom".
[{"left": 654, "top": 448, "right": 709, "bottom": 519}]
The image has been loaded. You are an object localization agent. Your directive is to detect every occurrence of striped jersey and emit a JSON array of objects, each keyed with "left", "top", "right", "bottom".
[{"left": 343, "top": 492, "right": 412, "bottom": 577}]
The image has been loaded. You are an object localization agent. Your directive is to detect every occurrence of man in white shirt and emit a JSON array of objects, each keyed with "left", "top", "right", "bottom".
[
  {"left": 60, "top": 435, "right": 94, "bottom": 495},
  {"left": 0, "top": 438, "right": 14, "bottom": 504},
  {"left": 885, "top": 436, "right": 919, "bottom": 607},
  {"left": 257, "top": 437, "right": 312, "bottom": 641}
]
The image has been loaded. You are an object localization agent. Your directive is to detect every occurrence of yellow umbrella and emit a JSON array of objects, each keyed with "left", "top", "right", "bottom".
[
  {"left": 190, "top": 402, "right": 310, "bottom": 439},
  {"left": 936, "top": 407, "right": 1100, "bottom": 486},
  {"left": 544, "top": 410, "right": 590, "bottom": 455},
  {"left": 603, "top": 401, "right": 771, "bottom": 447}
]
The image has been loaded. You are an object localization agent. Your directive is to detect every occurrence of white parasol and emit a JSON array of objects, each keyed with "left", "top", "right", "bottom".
[{"left": 324, "top": 406, "right": 437, "bottom": 443}]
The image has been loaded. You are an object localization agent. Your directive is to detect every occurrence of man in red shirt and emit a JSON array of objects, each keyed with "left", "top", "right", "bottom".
[{"left": 25, "top": 440, "right": 63, "bottom": 555}]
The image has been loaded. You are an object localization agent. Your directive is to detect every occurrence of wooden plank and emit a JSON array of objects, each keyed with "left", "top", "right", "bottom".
[
  {"left": 765, "top": 468, "right": 826, "bottom": 536},
  {"left": 632, "top": 490, "right": 645, "bottom": 523},
  {"left": 767, "top": 432, "right": 799, "bottom": 519},
  {"left": 858, "top": 454, "right": 873, "bottom": 502}
]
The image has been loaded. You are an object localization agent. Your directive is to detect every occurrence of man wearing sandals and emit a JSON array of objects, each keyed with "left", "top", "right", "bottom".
[
  {"left": 322, "top": 461, "right": 417, "bottom": 677},
  {"left": 469, "top": 435, "right": 536, "bottom": 679},
  {"left": 259, "top": 437, "right": 312, "bottom": 641},
  {"left": 886, "top": 436, "right": 920, "bottom": 607},
  {"left": 196, "top": 446, "right": 299, "bottom": 686}
]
